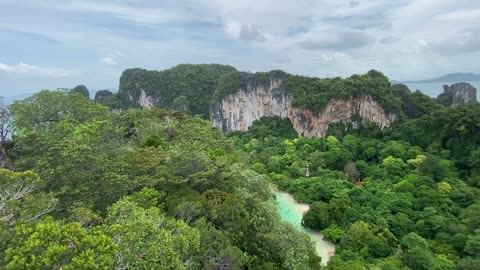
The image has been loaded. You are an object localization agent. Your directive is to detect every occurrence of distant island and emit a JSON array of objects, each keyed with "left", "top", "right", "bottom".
[{"left": 400, "top": 72, "right": 480, "bottom": 83}]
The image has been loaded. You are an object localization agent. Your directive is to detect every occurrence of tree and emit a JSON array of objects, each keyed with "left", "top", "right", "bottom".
[
  {"left": 344, "top": 162, "right": 360, "bottom": 182},
  {"left": 419, "top": 155, "right": 446, "bottom": 181},
  {"left": 457, "top": 258, "right": 480, "bottom": 270},
  {"left": 194, "top": 218, "right": 247, "bottom": 269},
  {"left": 172, "top": 95, "right": 190, "bottom": 112},
  {"left": 105, "top": 198, "right": 200, "bottom": 269},
  {"left": 4, "top": 218, "right": 117, "bottom": 269},
  {"left": 346, "top": 221, "right": 374, "bottom": 250},
  {"left": 381, "top": 156, "right": 407, "bottom": 178},
  {"left": 0, "top": 98, "right": 10, "bottom": 168},
  {"left": 71, "top": 85, "right": 89, "bottom": 99},
  {"left": 9, "top": 90, "right": 108, "bottom": 135},
  {"left": 0, "top": 169, "right": 57, "bottom": 224},
  {"left": 323, "top": 224, "right": 345, "bottom": 243},
  {"left": 94, "top": 90, "right": 113, "bottom": 102},
  {"left": 302, "top": 201, "right": 330, "bottom": 230},
  {"left": 465, "top": 229, "right": 480, "bottom": 257}
]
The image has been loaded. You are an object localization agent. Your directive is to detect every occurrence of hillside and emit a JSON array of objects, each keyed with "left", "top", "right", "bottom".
[
  {"left": 109, "top": 65, "right": 405, "bottom": 137},
  {"left": 1, "top": 71, "right": 480, "bottom": 270},
  {"left": 1, "top": 90, "right": 321, "bottom": 269}
]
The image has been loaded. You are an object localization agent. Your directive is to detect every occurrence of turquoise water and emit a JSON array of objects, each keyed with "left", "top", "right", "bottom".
[
  {"left": 276, "top": 191, "right": 307, "bottom": 231},
  {"left": 403, "top": 81, "right": 480, "bottom": 98},
  {"left": 275, "top": 191, "right": 335, "bottom": 264}
]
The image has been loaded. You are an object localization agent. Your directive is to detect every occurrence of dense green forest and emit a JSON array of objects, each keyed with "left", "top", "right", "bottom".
[
  {"left": 117, "top": 64, "right": 237, "bottom": 117},
  {"left": 229, "top": 99, "right": 480, "bottom": 269},
  {"left": 102, "top": 65, "right": 401, "bottom": 117},
  {"left": 1, "top": 67, "right": 479, "bottom": 269},
  {"left": 0, "top": 90, "right": 321, "bottom": 269}
]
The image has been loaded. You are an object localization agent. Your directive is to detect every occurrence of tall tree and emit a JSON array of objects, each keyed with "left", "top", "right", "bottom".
[
  {"left": 71, "top": 85, "right": 90, "bottom": 99},
  {"left": 0, "top": 98, "right": 9, "bottom": 168}
]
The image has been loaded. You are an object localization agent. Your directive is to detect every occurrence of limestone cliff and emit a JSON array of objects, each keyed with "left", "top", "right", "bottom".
[
  {"left": 117, "top": 65, "right": 399, "bottom": 137},
  {"left": 437, "top": 83, "right": 477, "bottom": 106},
  {"left": 211, "top": 79, "right": 397, "bottom": 137}
]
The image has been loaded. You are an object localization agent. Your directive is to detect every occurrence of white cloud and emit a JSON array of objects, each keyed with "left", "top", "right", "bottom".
[
  {"left": 225, "top": 21, "right": 241, "bottom": 40},
  {"left": 0, "top": 62, "right": 70, "bottom": 78},
  {"left": 225, "top": 22, "right": 265, "bottom": 43},
  {"left": 435, "top": 8, "right": 480, "bottom": 22},
  {"left": 58, "top": 0, "right": 215, "bottom": 26},
  {"left": 99, "top": 56, "right": 117, "bottom": 65},
  {"left": 2, "top": 0, "right": 480, "bottom": 91},
  {"left": 99, "top": 50, "right": 124, "bottom": 66}
]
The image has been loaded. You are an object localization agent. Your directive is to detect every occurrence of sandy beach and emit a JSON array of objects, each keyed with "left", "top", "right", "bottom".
[{"left": 275, "top": 191, "right": 336, "bottom": 264}]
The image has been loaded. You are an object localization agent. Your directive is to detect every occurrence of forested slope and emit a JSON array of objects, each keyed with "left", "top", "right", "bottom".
[
  {"left": 229, "top": 100, "right": 480, "bottom": 269},
  {"left": 108, "top": 65, "right": 401, "bottom": 118},
  {"left": 0, "top": 90, "right": 321, "bottom": 269},
  {"left": 2, "top": 67, "right": 479, "bottom": 269}
]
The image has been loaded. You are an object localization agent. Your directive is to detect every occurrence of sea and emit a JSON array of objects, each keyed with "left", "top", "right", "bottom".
[{"left": 402, "top": 81, "right": 480, "bottom": 98}]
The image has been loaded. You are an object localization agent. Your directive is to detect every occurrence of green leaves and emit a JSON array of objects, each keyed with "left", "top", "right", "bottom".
[
  {"left": 4, "top": 218, "right": 117, "bottom": 270},
  {"left": 0, "top": 169, "right": 57, "bottom": 224},
  {"left": 9, "top": 90, "right": 108, "bottom": 136},
  {"left": 119, "top": 64, "right": 237, "bottom": 118},
  {"left": 105, "top": 198, "right": 200, "bottom": 269}
]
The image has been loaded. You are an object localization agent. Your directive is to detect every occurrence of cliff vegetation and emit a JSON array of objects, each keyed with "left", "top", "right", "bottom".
[
  {"left": 115, "top": 65, "right": 402, "bottom": 119},
  {"left": 229, "top": 100, "right": 480, "bottom": 269}
]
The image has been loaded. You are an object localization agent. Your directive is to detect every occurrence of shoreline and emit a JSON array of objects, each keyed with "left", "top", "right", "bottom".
[{"left": 275, "top": 190, "right": 336, "bottom": 264}]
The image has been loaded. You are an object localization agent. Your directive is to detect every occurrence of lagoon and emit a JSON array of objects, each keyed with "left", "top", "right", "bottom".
[{"left": 275, "top": 191, "right": 335, "bottom": 265}]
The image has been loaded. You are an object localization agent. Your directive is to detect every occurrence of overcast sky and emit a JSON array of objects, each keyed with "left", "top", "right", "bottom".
[{"left": 1, "top": 0, "right": 480, "bottom": 97}]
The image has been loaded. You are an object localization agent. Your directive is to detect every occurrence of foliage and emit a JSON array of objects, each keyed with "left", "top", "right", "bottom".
[
  {"left": 118, "top": 65, "right": 402, "bottom": 124},
  {"left": 1, "top": 90, "right": 321, "bottom": 269},
  {"left": 390, "top": 103, "right": 480, "bottom": 165},
  {"left": 71, "top": 85, "right": 90, "bottom": 99},
  {"left": 0, "top": 169, "right": 57, "bottom": 224},
  {"left": 229, "top": 116, "right": 298, "bottom": 141},
  {"left": 229, "top": 113, "right": 480, "bottom": 269},
  {"left": 119, "top": 64, "right": 237, "bottom": 118},
  {"left": 392, "top": 83, "right": 443, "bottom": 118},
  {"left": 4, "top": 218, "right": 117, "bottom": 269},
  {"left": 289, "top": 70, "right": 401, "bottom": 113}
]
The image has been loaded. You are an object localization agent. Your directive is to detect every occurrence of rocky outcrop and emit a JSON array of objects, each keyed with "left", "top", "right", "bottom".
[
  {"left": 211, "top": 79, "right": 291, "bottom": 132},
  {"left": 288, "top": 96, "right": 397, "bottom": 137},
  {"left": 138, "top": 89, "right": 155, "bottom": 109},
  {"left": 438, "top": 83, "right": 477, "bottom": 106},
  {"left": 211, "top": 79, "right": 397, "bottom": 137}
]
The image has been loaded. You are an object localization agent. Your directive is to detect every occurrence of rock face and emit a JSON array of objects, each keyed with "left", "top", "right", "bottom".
[
  {"left": 138, "top": 89, "right": 155, "bottom": 109},
  {"left": 440, "top": 83, "right": 477, "bottom": 106},
  {"left": 211, "top": 79, "right": 397, "bottom": 137}
]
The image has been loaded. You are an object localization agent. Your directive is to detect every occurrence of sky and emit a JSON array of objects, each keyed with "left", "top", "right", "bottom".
[{"left": 1, "top": 0, "right": 480, "bottom": 97}]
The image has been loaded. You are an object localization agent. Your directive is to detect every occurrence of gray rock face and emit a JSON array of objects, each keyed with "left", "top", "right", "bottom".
[
  {"left": 211, "top": 78, "right": 397, "bottom": 137},
  {"left": 441, "top": 83, "right": 477, "bottom": 106}
]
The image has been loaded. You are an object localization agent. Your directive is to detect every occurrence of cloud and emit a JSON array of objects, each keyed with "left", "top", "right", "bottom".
[
  {"left": 0, "top": 28, "right": 59, "bottom": 45},
  {"left": 297, "top": 30, "right": 370, "bottom": 51},
  {"left": 0, "top": 62, "right": 70, "bottom": 78},
  {"left": 99, "top": 56, "right": 117, "bottom": 65},
  {"left": 225, "top": 22, "right": 265, "bottom": 43},
  {"left": 336, "top": 1, "right": 360, "bottom": 8},
  {"left": 320, "top": 52, "right": 348, "bottom": 63},
  {"left": 379, "top": 36, "right": 399, "bottom": 44},
  {"left": 2, "top": 0, "right": 480, "bottom": 95},
  {"left": 99, "top": 51, "right": 124, "bottom": 66},
  {"left": 326, "top": 14, "right": 391, "bottom": 30},
  {"left": 349, "top": 1, "right": 360, "bottom": 8},
  {"left": 60, "top": 0, "right": 216, "bottom": 26},
  {"left": 434, "top": 8, "right": 480, "bottom": 22},
  {"left": 240, "top": 24, "right": 265, "bottom": 42},
  {"left": 431, "top": 29, "right": 480, "bottom": 55}
]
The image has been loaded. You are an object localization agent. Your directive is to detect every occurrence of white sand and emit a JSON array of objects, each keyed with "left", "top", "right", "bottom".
[{"left": 275, "top": 191, "right": 336, "bottom": 264}]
